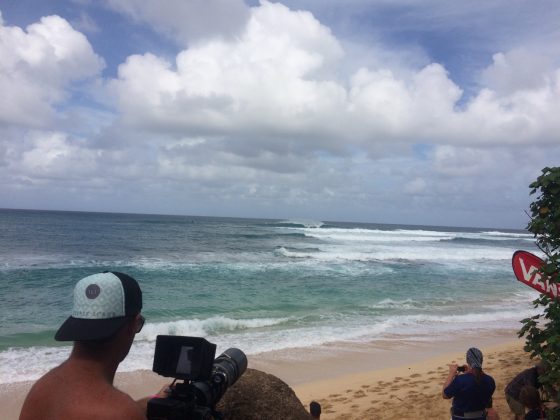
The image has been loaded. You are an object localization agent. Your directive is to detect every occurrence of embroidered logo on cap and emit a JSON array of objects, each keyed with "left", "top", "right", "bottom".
[{"left": 85, "top": 284, "right": 101, "bottom": 299}]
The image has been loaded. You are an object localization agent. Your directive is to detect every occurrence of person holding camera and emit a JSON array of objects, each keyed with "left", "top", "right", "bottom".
[
  {"left": 442, "top": 347, "right": 496, "bottom": 420},
  {"left": 20, "top": 271, "right": 168, "bottom": 420}
]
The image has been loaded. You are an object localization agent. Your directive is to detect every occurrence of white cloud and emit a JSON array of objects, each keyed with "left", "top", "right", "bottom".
[
  {"left": 0, "top": 14, "right": 104, "bottom": 128},
  {"left": 110, "top": 1, "right": 348, "bottom": 151},
  {"left": 72, "top": 12, "right": 101, "bottom": 34},
  {"left": 459, "top": 70, "right": 560, "bottom": 145},
  {"left": 19, "top": 132, "right": 98, "bottom": 179},
  {"left": 105, "top": 0, "right": 250, "bottom": 45},
  {"left": 404, "top": 177, "right": 427, "bottom": 194},
  {"left": 2, "top": 2, "right": 559, "bottom": 227},
  {"left": 481, "top": 49, "right": 554, "bottom": 96},
  {"left": 109, "top": 0, "right": 560, "bottom": 160}
]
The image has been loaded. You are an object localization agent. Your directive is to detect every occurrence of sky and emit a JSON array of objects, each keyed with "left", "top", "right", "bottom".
[{"left": 1, "top": 0, "right": 559, "bottom": 229}]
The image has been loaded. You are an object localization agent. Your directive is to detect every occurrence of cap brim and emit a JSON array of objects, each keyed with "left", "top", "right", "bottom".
[{"left": 55, "top": 316, "right": 127, "bottom": 341}]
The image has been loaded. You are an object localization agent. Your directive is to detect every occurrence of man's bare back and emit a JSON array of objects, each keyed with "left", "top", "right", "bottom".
[
  {"left": 19, "top": 272, "right": 155, "bottom": 420},
  {"left": 20, "top": 361, "right": 145, "bottom": 420}
]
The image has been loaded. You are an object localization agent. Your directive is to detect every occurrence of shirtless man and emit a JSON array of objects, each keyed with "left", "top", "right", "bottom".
[{"left": 20, "top": 271, "right": 167, "bottom": 420}]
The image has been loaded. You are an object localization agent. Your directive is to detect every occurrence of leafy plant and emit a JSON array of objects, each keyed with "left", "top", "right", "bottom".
[{"left": 519, "top": 167, "right": 560, "bottom": 414}]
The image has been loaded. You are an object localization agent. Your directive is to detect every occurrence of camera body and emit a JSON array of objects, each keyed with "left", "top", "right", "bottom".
[
  {"left": 147, "top": 335, "right": 247, "bottom": 420},
  {"left": 456, "top": 365, "right": 466, "bottom": 373}
]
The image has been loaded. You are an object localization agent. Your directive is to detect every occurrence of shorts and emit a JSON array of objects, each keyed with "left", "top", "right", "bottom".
[{"left": 505, "top": 393, "right": 525, "bottom": 416}]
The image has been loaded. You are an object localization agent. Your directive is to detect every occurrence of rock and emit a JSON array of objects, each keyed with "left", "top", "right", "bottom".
[{"left": 217, "top": 368, "right": 310, "bottom": 419}]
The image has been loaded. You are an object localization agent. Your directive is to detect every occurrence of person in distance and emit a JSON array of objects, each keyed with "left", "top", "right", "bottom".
[{"left": 442, "top": 347, "right": 496, "bottom": 420}]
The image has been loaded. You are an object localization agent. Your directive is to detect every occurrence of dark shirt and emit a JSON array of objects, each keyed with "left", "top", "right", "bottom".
[
  {"left": 505, "top": 367, "right": 541, "bottom": 399},
  {"left": 525, "top": 407, "right": 546, "bottom": 420},
  {"left": 444, "top": 372, "right": 496, "bottom": 417}
]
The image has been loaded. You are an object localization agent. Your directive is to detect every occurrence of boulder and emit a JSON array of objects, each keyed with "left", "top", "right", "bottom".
[{"left": 217, "top": 368, "right": 310, "bottom": 419}]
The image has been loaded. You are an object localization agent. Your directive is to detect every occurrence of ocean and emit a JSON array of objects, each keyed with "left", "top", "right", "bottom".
[{"left": 0, "top": 209, "right": 539, "bottom": 384}]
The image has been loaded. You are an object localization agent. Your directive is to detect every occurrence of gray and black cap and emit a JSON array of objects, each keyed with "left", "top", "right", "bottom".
[{"left": 55, "top": 271, "right": 142, "bottom": 341}]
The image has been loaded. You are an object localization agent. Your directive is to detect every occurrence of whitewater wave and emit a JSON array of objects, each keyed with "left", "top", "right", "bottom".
[
  {"left": 274, "top": 246, "right": 321, "bottom": 258},
  {"left": 298, "top": 227, "right": 533, "bottom": 245},
  {"left": 483, "top": 231, "right": 533, "bottom": 238},
  {"left": 271, "top": 219, "right": 324, "bottom": 228},
  {"left": 0, "top": 303, "right": 537, "bottom": 384},
  {"left": 276, "top": 244, "right": 515, "bottom": 262},
  {"left": 137, "top": 316, "right": 290, "bottom": 342}
]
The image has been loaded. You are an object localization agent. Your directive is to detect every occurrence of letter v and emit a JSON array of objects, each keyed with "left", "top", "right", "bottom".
[{"left": 520, "top": 258, "right": 538, "bottom": 282}]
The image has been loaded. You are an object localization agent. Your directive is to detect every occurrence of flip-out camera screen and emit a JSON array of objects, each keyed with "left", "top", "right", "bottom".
[{"left": 152, "top": 335, "right": 217, "bottom": 381}]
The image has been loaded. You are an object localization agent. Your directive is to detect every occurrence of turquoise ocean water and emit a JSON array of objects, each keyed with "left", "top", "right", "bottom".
[{"left": 0, "top": 209, "right": 539, "bottom": 384}]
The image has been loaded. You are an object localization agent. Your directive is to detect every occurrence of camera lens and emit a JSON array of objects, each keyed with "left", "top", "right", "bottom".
[
  {"left": 191, "top": 348, "right": 248, "bottom": 407},
  {"left": 215, "top": 348, "right": 248, "bottom": 387}
]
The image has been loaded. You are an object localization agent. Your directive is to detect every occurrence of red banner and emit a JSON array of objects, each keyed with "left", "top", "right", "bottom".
[{"left": 512, "top": 250, "right": 559, "bottom": 298}]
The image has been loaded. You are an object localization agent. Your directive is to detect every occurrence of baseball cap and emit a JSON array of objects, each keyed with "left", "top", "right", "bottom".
[{"left": 55, "top": 271, "right": 142, "bottom": 341}]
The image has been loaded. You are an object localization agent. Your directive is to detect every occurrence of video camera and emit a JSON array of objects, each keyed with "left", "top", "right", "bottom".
[{"left": 147, "top": 335, "right": 247, "bottom": 420}]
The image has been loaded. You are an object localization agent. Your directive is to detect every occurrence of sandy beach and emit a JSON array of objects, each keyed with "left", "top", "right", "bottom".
[
  {"left": 1, "top": 331, "right": 535, "bottom": 420},
  {"left": 292, "top": 340, "right": 533, "bottom": 419}
]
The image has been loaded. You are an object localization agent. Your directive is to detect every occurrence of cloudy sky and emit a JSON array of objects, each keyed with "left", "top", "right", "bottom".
[{"left": 1, "top": 0, "right": 559, "bottom": 228}]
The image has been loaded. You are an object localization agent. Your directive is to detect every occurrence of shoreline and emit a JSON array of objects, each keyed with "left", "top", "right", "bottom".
[
  {"left": 248, "top": 328, "right": 519, "bottom": 385},
  {"left": 0, "top": 330, "right": 534, "bottom": 419}
]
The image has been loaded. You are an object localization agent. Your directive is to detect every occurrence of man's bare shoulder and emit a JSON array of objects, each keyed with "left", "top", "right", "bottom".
[
  {"left": 105, "top": 388, "right": 146, "bottom": 419},
  {"left": 20, "top": 366, "right": 145, "bottom": 420},
  {"left": 20, "top": 367, "right": 62, "bottom": 419}
]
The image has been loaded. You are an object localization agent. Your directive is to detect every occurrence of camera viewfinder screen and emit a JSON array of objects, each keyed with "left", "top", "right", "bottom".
[
  {"left": 152, "top": 335, "right": 217, "bottom": 380},
  {"left": 176, "top": 346, "right": 193, "bottom": 375}
]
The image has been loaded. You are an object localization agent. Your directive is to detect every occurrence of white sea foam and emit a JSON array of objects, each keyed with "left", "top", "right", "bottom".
[
  {"left": 276, "top": 219, "right": 324, "bottom": 228},
  {"left": 274, "top": 247, "right": 314, "bottom": 258},
  {"left": 276, "top": 242, "right": 515, "bottom": 262},
  {"left": 0, "top": 345, "right": 71, "bottom": 384},
  {"left": 281, "top": 226, "right": 535, "bottom": 245},
  {"left": 137, "top": 316, "right": 290, "bottom": 342},
  {"left": 0, "top": 302, "right": 537, "bottom": 385},
  {"left": 300, "top": 228, "right": 453, "bottom": 242},
  {"left": 482, "top": 231, "right": 533, "bottom": 238}
]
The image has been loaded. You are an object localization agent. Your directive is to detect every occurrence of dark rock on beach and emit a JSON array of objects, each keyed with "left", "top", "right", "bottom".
[{"left": 217, "top": 368, "right": 310, "bottom": 419}]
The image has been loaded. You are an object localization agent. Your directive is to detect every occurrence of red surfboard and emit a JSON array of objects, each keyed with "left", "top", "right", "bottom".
[{"left": 512, "top": 250, "right": 559, "bottom": 298}]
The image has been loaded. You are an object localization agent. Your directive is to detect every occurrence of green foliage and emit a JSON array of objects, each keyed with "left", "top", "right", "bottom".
[{"left": 519, "top": 167, "right": 560, "bottom": 415}]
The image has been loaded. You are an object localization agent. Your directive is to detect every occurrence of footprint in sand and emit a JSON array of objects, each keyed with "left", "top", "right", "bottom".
[
  {"left": 361, "top": 385, "right": 370, "bottom": 389},
  {"left": 410, "top": 373, "right": 421, "bottom": 378},
  {"left": 329, "top": 393, "right": 341, "bottom": 398}
]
